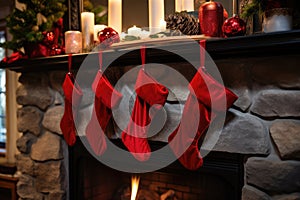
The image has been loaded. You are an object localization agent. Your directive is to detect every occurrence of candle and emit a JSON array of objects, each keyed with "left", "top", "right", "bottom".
[
  {"left": 182, "top": 0, "right": 194, "bottom": 12},
  {"left": 127, "top": 25, "right": 142, "bottom": 37},
  {"left": 65, "top": 31, "right": 82, "bottom": 54},
  {"left": 139, "top": 30, "right": 150, "bottom": 39},
  {"left": 175, "top": 0, "right": 182, "bottom": 12},
  {"left": 81, "top": 12, "right": 94, "bottom": 51},
  {"left": 148, "top": 0, "right": 165, "bottom": 34},
  {"left": 159, "top": 20, "right": 166, "bottom": 32},
  {"left": 94, "top": 24, "right": 107, "bottom": 41},
  {"left": 232, "top": 0, "right": 237, "bottom": 15},
  {"left": 108, "top": 0, "right": 122, "bottom": 34}
]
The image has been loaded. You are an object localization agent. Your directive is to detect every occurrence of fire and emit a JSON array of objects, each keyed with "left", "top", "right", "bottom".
[{"left": 131, "top": 175, "right": 140, "bottom": 200}]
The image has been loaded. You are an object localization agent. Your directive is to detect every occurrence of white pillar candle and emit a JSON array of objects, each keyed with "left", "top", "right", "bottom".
[
  {"left": 175, "top": 0, "right": 182, "bottom": 12},
  {"left": 65, "top": 31, "right": 82, "bottom": 54},
  {"left": 81, "top": 12, "right": 94, "bottom": 51},
  {"left": 140, "top": 30, "right": 150, "bottom": 39},
  {"left": 182, "top": 0, "right": 194, "bottom": 12},
  {"left": 108, "top": 0, "right": 122, "bottom": 34},
  {"left": 148, "top": 0, "right": 165, "bottom": 34},
  {"left": 159, "top": 19, "right": 166, "bottom": 32},
  {"left": 94, "top": 24, "right": 107, "bottom": 41},
  {"left": 127, "top": 25, "right": 142, "bottom": 37}
]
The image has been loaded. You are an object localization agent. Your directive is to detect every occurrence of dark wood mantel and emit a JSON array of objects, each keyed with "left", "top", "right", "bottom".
[{"left": 1, "top": 30, "right": 300, "bottom": 73}]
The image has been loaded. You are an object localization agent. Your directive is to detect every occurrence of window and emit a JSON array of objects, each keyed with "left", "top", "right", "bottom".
[
  {"left": 0, "top": 30, "right": 6, "bottom": 150},
  {"left": 0, "top": 28, "right": 19, "bottom": 162}
]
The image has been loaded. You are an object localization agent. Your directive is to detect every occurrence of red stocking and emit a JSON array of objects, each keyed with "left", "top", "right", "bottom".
[
  {"left": 168, "top": 67, "right": 237, "bottom": 170},
  {"left": 121, "top": 69, "right": 169, "bottom": 161},
  {"left": 60, "top": 72, "right": 83, "bottom": 146},
  {"left": 86, "top": 71, "right": 122, "bottom": 156}
]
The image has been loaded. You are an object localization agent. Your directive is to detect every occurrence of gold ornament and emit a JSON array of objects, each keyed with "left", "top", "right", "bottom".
[
  {"left": 32, "top": 25, "right": 39, "bottom": 32},
  {"left": 36, "top": 13, "right": 47, "bottom": 26}
]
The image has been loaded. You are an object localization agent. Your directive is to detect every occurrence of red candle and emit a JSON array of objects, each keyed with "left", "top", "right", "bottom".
[{"left": 199, "top": 0, "right": 224, "bottom": 37}]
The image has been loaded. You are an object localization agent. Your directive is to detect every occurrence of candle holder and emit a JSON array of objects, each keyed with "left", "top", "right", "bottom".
[{"left": 65, "top": 31, "right": 82, "bottom": 54}]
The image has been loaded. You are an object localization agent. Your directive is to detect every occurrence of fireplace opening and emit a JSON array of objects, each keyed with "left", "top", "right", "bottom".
[{"left": 69, "top": 138, "right": 244, "bottom": 200}]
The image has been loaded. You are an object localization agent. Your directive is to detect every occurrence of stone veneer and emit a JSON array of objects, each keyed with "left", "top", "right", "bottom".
[
  {"left": 16, "top": 71, "right": 67, "bottom": 200},
  {"left": 15, "top": 54, "right": 300, "bottom": 200}
]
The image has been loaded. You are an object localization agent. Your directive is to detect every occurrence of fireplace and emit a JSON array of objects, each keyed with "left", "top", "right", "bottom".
[
  {"left": 69, "top": 138, "right": 244, "bottom": 200},
  {"left": 3, "top": 32, "right": 300, "bottom": 200}
]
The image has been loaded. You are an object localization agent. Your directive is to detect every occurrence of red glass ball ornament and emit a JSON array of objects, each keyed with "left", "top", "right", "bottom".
[
  {"left": 223, "top": 8, "right": 229, "bottom": 20},
  {"left": 56, "top": 18, "right": 63, "bottom": 26},
  {"left": 42, "top": 31, "right": 55, "bottom": 45},
  {"left": 199, "top": 0, "right": 224, "bottom": 37},
  {"left": 222, "top": 14, "right": 246, "bottom": 37},
  {"left": 98, "top": 27, "right": 120, "bottom": 47}
]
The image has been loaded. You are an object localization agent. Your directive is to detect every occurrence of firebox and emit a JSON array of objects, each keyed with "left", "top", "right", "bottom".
[{"left": 69, "top": 137, "right": 244, "bottom": 200}]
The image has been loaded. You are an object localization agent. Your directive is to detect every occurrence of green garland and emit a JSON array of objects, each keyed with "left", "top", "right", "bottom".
[
  {"left": 241, "top": 0, "right": 290, "bottom": 19},
  {"left": 241, "top": 0, "right": 268, "bottom": 18},
  {"left": 83, "top": 0, "right": 107, "bottom": 24},
  {"left": 1, "top": 0, "right": 67, "bottom": 51}
]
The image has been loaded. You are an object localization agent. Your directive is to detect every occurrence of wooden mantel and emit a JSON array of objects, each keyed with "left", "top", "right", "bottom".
[{"left": 1, "top": 30, "right": 300, "bottom": 72}]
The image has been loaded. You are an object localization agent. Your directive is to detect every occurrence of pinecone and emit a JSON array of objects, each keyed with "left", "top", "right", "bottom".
[{"left": 165, "top": 11, "right": 201, "bottom": 35}]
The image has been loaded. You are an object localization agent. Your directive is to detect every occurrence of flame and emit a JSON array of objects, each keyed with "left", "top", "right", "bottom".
[{"left": 131, "top": 175, "right": 140, "bottom": 200}]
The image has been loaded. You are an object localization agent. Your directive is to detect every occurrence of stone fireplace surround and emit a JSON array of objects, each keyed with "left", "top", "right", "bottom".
[{"left": 2, "top": 31, "right": 300, "bottom": 200}]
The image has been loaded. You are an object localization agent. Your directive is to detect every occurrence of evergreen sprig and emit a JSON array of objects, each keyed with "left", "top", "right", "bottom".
[
  {"left": 0, "top": 0, "right": 67, "bottom": 51},
  {"left": 241, "top": 0, "right": 266, "bottom": 18},
  {"left": 241, "top": 0, "right": 288, "bottom": 18},
  {"left": 83, "top": 0, "right": 108, "bottom": 24}
]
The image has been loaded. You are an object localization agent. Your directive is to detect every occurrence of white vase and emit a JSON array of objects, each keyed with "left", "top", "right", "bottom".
[{"left": 263, "top": 8, "right": 292, "bottom": 33}]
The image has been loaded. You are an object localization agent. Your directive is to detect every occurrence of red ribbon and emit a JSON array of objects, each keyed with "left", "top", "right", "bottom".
[
  {"left": 1, "top": 51, "right": 28, "bottom": 64},
  {"left": 68, "top": 54, "right": 72, "bottom": 72},
  {"left": 53, "top": 18, "right": 64, "bottom": 47},
  {"left": 200, "top": 40, "right": 206, "bottom": 68},
  {"left": 98, "top": 51, "right": 103, "bottom": 72},
  {"left": 141, "top": 45, "right": 146, "bottom": 70}
]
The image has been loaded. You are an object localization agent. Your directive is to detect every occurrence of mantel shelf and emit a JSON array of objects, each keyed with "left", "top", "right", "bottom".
[{"left": 1, "top": 30, "right": 300, "bottom": 73}]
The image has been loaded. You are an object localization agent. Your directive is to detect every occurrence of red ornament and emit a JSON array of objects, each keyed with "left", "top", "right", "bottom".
[
  {"left": 24, "top": 43, "right": 50, "bottom": 58},
  {"left": 223, "top": 8, "right": 229, "bottom": 20},
  {"left": 49, "top": 44, "right": 63, "bottom": 56},
  {"left": 266, "top": 0, "right": 286, "bottom": 10},
  {"left": 199, "top": 0, "right": 224, "bottom": 37},
  {"left": 222, "top": 14, "right": 246, "bottom": 37},
  {"left": 53, "top": 18, "right": 64, "bottom": 46},
  {"left": 56, "top": 18, "right": 64, "bottom": 27},
  {"left": 42, "top": 31, "right": 55, "bottom": 46},
  {"left": 98, "top": 27, "right": 120, "bottom": 47}
]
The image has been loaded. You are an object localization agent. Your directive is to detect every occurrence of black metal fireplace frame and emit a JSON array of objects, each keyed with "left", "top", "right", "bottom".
[{"left": 69, "top": 137, "right": 244, "bottom": 200}]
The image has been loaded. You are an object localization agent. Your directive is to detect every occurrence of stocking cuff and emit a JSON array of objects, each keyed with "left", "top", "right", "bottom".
[
  {"left": 93, "top": 71, "right": 122, "bottom": 109},
  {"left": 189, "top": 68, "right": 237, "bottom": 111},
  {"left": 135, "top": 69, "right": 169, "bottom": 106},
  {"left": 62, "top": 73, "right": 83, "bottom": 106}
]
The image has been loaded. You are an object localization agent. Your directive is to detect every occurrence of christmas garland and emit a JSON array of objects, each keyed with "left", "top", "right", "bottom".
[
  {"left": 241, "top": 0, "right": 288, "bottom": 18},
  {"left": 0, "top": 0, "right": 67, "bottom": 51}
]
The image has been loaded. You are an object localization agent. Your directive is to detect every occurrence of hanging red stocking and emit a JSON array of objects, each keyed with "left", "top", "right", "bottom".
[
  {"left": 60, "top": 54, "right": 83, "bottom": 146},
  {"left": 86, "top": 52, "right": 122, "bottom": 156},
  {"left": 121, "top": 47, "right": 169, "bottom": 161},
  {"left": 168, "top": 40, "right": 238, "bottom": 170}
]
